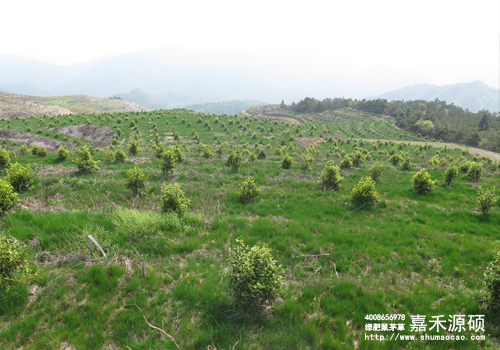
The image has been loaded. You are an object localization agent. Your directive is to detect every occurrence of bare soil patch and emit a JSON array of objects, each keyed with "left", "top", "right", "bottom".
[
  {"left": 57, "top": 124, "right": 114, "bottom": 147},
  {"left": 297, "top": 137, "right": 326, "bottom": 147},
  {"left": 0, "top": 129, "right": 69, "bottom": 151}
]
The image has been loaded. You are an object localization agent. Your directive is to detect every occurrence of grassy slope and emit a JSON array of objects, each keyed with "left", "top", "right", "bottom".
[{"left": 0, "top": 110, "right": 499, "bottom": 350}]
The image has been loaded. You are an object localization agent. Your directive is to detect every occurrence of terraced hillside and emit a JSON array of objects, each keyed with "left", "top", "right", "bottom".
[{"left": 0, "top": 107, "right": 499, "bottom": 350}]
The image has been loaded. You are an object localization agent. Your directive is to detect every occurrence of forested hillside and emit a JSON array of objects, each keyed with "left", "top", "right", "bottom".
[{"left": 286, "top": 97, "right": 500, "bottom": 152}]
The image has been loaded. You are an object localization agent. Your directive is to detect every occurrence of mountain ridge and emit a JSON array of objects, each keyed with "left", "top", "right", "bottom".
[{"left": 368, "top": 81, "right": 499, "bottom": 113}]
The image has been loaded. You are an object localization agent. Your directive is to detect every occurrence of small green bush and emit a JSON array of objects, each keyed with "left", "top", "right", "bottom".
[
  {"left": 36, "top": 147, "right": 48, "bottom": 157},
  {"left": 0, "top": 179, "right": 18, "bottom": 214},
  {"left": 484, "top": 251, "right": 500, "bottom": 309},
  {"left": 300, "top": 153, "right": 313, "bottom": 173},
  {"left": 0, "top": 147, "right": 10, "bottom": 169},
  {"left": 444, "top": 165, "right": 458, "bottom": 186},
  {"left": 340, "top": 156, "right": 353, "bottom": 170},
  {"left": 466, "top": 162, "right": 483, "bottom": 182},
  {"left": 411, "top": 168, "right": 436, "bottom": 194},
  {"left": 125, "top": 166, "right": 147, "bottom": 196},
  {"left": 115, "top": 148, "right": 126, "bottom": 163},
  {"left": 476, "top": 186, "right": 497, "bottom": 215},
  {"left": 18, "top": 144, "right": 29, "bottom": 156},
  {"left": 317, "top": 161, "right": 344, "bottom": 190},
  {"left": 56, "top": 145, "right": 70, "bottom": 161},
  {"left": 127, "top": 139, "right": 141, "bottom": 156},
  {"left": 7, "top": 162, "right": 33, "bottom": 192},
  {"left": 400, "top": 157, "right": 413, "bottom": 171},
  {"left": 104, "top": 149, "right": 116, "bottom": 164},
  {"left": 227, "top": 238, "right": 284, "bottom": 313},
  {"left": 227, "top": 151, "right": 242, "bottom": 172},
  {"left": 160, "top": 183, "right": 190, "bottom": 216},
  {"left": 161, "top": 149, "right": 178, "bottom": 175},
  {"left": 0, "top": 234, "right": 37, "bottom": 291},
  {"left": 237, "top": 176, "right": 260, "bottom": 204},
  {"left": 281, "top": 155, "right": 293, "bottom": 169},
  {"left": 368, "top": 163, "right": 385, "bottom": 183},
  {"left": 351, "top": 176, "right": 379, "bottom": 207},
  {"left": 73, "top": 146, "right": 99, "bottom": 174}
]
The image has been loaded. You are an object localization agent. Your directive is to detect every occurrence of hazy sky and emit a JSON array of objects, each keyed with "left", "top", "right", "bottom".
[{"left": 2, "top": 0, "right": 499, "bottom": 89}]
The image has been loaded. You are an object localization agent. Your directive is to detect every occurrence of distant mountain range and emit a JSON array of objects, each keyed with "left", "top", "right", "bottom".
[
  {"left": 368, "top": 81, "right": 499, "bottom": 113},
  {"left": 0, "top": 50, "right": 498, "bottom": 113}
]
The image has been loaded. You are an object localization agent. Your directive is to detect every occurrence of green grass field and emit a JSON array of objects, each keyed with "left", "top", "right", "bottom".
[{"left": 0, "top": 109, "right": 499, "bottom": 349}]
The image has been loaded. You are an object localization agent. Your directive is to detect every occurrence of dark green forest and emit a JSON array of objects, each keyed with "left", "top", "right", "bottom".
[{"left": 286, "top": 97, "right": 500, "bottom": 151}]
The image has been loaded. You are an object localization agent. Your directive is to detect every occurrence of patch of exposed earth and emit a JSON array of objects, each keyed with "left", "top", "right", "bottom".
[
  {"left": 297, "top": 137, "right": 326, "bottom": 147},
  {"left": 0, "top": 129, "right": 69, "bottom": 151},
  {"left": 57, "top": 124, "right": 115, "bottom": 147}
]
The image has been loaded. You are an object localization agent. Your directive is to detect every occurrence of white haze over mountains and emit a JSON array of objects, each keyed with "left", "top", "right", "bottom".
[{"left": 0, "top": 0, "right": 498, "bottom": 110}]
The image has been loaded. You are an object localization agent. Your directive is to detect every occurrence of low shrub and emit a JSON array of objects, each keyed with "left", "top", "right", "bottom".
[
  {"left": 160, "top": 183, "right": 190, "bottom": 216},
  {"left": 161, "top": 149, "right": 178, "bottom": 175},
  {"left": 0, "top": 179, "right": 18, "bottom": 214},
  {"left": 0, "top": 234, "right": 37, "bottom": 291},
  {"left": 351, "top": 176, "right": 379, "bottom": 207},
  {"left": 227, "top": 151, "right": 242, "bottom": 172},
  {"left": 227, "top": 238, "right": 284, "bottom": 313},
  {"left": 484, "top": 251, "right": 500, "bottom": 309},
  {"left": 0, "top": 147, "right": 10, "bottom": 169},
  {"left": 368, "top": 163, "right": 385, "bottom": 183},
  {"left": 73, "top": 146, "right": 99, "bottom": 174},
  {"left": 7, "top": 162, "right": 33, "bottom": 192},
  {"left": 466, "top": 162, "right": 483, "bottom": 182},
  {"left": 56, "top": 145, "right": 70, "bottom": 161},
  {"left": 237, "top": 176, "right": 260, "bottom": 204},
  {"left": 281, "top": 155, "right": 293, "bottom": 169},
  {"left": 476, "top": 186, "right": 497, "bottom": 215},
  {"left": 444, "top": 165, "right": 458, "bottom": 186},
  {"left": 411, "top": 168, "right": 436, "bottom": 194},
  {"left": 317, "top": 161, "right": 344, "bottom": 190},
  {"left": 125, "top": 166, "right": 147, "bottom": 196}
]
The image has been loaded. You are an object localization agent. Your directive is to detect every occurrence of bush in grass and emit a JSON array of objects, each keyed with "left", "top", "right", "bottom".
[
  {"left": 411, "top": 168, "right": 436, "bottom": 194},
  {"left": 257, "top": 149, "right": 266, "bottom": 159},
  {"left": 300, "top": 153, "right": 313, "bottom": 173},
  {"left": 459, "top": 161, "right": 471, "bottom": 173},
  {"left": 281, "top": 155, "right": 293, "bottom": 169},
  {"left": 73, "top": 146, "right": 99, "bottom": 174},
  {"left": 351, "top": 176, "right": 379, "bottom": 207},
  {"left": 153, "top": 144, "right": 166, "bottom": 159},
  {"left": 115, "top": 148, "right": 126, "bottom": 163},
  {"left": 400, "top": 157, "right": 413, "bottom": 171},
  {"left": 0, "top": 234, "right": 37, "bottom": 291},
  {"left": 160, "top": 183, "right": 190, "bottom": 216},
  {"left": 466, "top": 161, "right": 483, "bottom": 182},
  {"left": 56, "top": 145, "right": 70, "bottom": 161},
  {"left": 0, "top": 147, "right": 10, "bottom": 169},
  {"left": 104, "top": 149, "right": 115, "bottom": 164},
  {"left": 7, "top": 162, "right": 33, "bottom": 192},
  {"left": 227, "top": 238, "right": 284, "bottom": 313},
  {"left": 227, "top": 151, "right": 242, "bottom": 172},
  {"left": 161, "top": 148, "right": 178, "bottom": 175},
  {"left": 125, "top": 166, "right": 147, "bottom": 196},
  {"left": 340, "top": 156, "right": 353, "bottom": 170},
  {"left": 127, "top": 139, "right": 141, "bottom": 156},
  {"left": 484, "top": 251, "right": 500, "bottom": 309},
  {"left": 476, "top": 186, "right": 497, "bottom": 215},
  {"left": 18, "top": 144, "right": 29, "bottom": 156},
  {"left": 237, "top": 176, "right": 260, "bottom": 204},
  {"left": 0, "top": 179, "right": 18, "bottom": 215},
  {"left": 444, "top": 165, "right": 458, "bottom": 186},
  {"left": 317, "top": 161, "right": 344, "bottom": 190},
  {"left": 388, "top": 153, "right": 403, "bottom": 166},
  {"left": 368, "top": 163, "right": 385, "bottom": 183}
]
